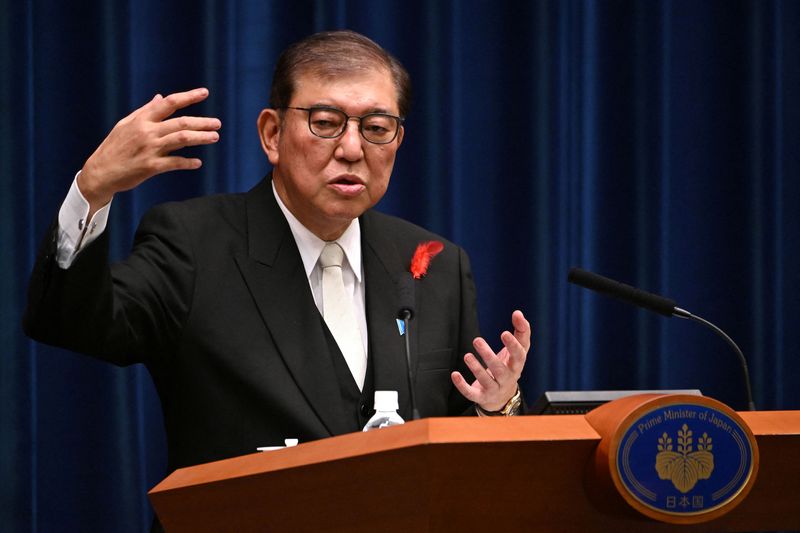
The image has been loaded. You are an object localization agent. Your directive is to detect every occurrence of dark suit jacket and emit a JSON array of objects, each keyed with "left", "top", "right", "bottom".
[{"left": 24, "top": 176, "right": 481, "bottom": 471}]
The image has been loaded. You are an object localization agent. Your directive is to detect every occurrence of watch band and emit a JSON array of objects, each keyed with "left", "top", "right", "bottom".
[{"left": 475, "top": 386, "right": 522, "bottom": 417}]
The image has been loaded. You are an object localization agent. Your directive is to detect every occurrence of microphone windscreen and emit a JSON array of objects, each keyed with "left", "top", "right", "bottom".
[
  {"left": 568, "top": 267, "right": 677, "bottom": 317},
  {"left": 396, "top": 273, "right": 416, "bottom": 319}
]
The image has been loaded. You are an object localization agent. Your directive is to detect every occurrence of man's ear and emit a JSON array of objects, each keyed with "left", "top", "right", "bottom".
[
  {"left": 396, "top": 125, "right": 404, "bottom": 148},
  {"left": 257, "top": 109, "right": 281, "bottom": 165}
]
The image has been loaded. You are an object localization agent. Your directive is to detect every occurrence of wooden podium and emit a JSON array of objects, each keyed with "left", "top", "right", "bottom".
[{"left": 149, "top": 410, "right": 800, "bottom": 532}]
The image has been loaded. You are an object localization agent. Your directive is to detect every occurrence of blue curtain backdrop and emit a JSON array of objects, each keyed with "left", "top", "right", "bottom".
[{"left": 2, "top": 0, "right": 798, "bottom": 530}]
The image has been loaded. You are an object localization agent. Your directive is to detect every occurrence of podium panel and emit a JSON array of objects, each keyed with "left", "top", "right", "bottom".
[{"left": 150, "top": 412, "right": 800, "bottom": 532}]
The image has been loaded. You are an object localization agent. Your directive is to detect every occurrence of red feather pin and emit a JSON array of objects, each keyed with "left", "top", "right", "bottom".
[{"left": 410, "top": 240, "right": 444, "bottom": 279}]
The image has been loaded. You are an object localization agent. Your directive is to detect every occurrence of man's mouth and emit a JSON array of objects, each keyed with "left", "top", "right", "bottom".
[{"left": 328, "top": 175, "right": 366, "bottom": 196}]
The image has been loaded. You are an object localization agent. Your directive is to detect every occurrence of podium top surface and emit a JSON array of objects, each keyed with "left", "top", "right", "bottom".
[{"left": 152, "top": 415, "right": 603, "bottom": 493}]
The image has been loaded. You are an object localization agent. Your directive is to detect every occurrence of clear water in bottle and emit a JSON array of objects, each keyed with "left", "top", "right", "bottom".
[{"left": 362, "top": 390, "right": 405, "bottom": 431}]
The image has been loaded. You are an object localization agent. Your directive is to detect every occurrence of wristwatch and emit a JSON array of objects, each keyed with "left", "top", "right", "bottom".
[{"left": 475, "top": 387, "right": 523, "bottom": 417}]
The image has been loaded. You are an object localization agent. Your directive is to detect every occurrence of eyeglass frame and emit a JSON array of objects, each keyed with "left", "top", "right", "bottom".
[{"left": 281, "top": 106, "right": 405, "bottom": 144}]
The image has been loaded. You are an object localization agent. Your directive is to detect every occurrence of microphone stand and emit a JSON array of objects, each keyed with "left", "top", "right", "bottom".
[
  {"left": 400, "top": 309, "right": 420, "bottom": 420},
  {"left": 673, "top": 307, "right": 756, "bottom": 411},
  {"left": 568, "top": 267, "right": 757, "bottom": 411}
]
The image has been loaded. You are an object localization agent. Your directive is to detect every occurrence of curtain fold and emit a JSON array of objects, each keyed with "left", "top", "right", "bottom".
[{"left": 3, "top": 1, "right": 798, "bottom": 529}]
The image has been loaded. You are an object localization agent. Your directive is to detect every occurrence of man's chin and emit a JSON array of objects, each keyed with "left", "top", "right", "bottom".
[
  {"left": 326, "top": 196, "right": 375, "bottom": 218},
  {"left": 309, "top": 209, "right": 363, "bottom": 240}
]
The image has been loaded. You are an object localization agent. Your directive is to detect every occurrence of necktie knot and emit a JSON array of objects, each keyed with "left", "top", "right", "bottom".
[{"left": 319, "top": 242, "right": 344, "bottom": 269}]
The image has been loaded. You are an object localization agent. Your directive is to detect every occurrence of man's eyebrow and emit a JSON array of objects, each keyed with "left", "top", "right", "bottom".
[{"left": 309, "top": 103, "right": 395, "bottom": 115}]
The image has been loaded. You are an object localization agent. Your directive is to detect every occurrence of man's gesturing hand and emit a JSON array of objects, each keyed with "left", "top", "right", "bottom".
[
  {"left": 451, "top": 310, "right": 530, "bottom": 412},
  {"left": 78, "top": 88, "right": 221, "bottom": 216}
]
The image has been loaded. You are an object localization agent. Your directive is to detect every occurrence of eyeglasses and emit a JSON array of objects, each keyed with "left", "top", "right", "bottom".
[{"left": 284, "top": 106, "right": 404, "bottom": 144}]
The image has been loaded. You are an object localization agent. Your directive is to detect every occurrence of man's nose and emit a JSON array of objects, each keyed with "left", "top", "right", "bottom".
[{"left": 334, "top": 119, "right": 364, "bottom": 161}]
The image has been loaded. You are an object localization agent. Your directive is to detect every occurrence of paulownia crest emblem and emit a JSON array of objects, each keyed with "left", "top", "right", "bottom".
[{"left": 655, "top": 423, "right": 715, "bottom": 493}]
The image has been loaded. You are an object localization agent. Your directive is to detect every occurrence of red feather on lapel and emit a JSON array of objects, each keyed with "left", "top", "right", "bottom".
[{"left": 410, "top": 241, "right": 444, "bottom": 279}]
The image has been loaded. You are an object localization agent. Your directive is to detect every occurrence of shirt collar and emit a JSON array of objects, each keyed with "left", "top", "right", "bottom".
[{"left": 271, "top": 181, "right": 362, "bottom": 281}]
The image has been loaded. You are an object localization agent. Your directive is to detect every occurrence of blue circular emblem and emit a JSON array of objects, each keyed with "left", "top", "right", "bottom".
[{"left": 616, "top": 402, "right": 755, "bottom": 516}]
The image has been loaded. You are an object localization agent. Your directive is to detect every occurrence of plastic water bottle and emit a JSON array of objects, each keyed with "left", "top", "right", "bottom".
[{"left": 362, "top": 390, "right": 405, "bottom": 431}]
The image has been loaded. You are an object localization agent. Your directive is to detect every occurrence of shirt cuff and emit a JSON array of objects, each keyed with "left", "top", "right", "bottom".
[{"left": 56, "top": 171, "right": 112, "bottom": 268}]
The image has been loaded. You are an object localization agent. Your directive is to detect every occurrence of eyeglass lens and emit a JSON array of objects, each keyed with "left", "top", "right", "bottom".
[{"left": 308, "top": 108, "right": 399, "bottom": 144}]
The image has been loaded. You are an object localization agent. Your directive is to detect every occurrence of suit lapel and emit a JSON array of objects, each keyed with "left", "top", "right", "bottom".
[
  {"left": 233, "top": 178, "right": 351, "bottom": 437},
  {"left": 361, "top": 211, "right": 418, "bottom": 420}
]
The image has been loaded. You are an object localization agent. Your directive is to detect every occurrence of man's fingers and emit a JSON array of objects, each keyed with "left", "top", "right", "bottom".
[
  {"left": 150, "top": 156, "right": 203, "bottom": 175},
  {"left": 144, "top": 88, "right": 210, "bottom": 121},
  {"left": 160, "top": 129, "right": 220, "bottom": 153},
  {"left": 463, "top": 352, "right": 501, "bottom": 391},
  {"left": 123, "top": 94, "right": 162, "bottom": 122},
  {"left": 158, "top": 116, "right": 222, "bottom": 136},
  {"left": 511, "top": 310, "right": 531, "bottom": 351},
  {"left": 508, "top": 310, "right": 531, "bottom": 375},
  {"left": 450, "top": 372, "right": 480, "bottom": 402},
  {"left": 472, "top": 337, "right": 512, "bottom": 382},
  {"left": 500, "top": 330, "right": 527, "bottom": 375}
]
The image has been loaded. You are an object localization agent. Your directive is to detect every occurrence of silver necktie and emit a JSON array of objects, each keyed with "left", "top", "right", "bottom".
[{"left": 319, "top": 242, "right": 366, "bottom": 390}]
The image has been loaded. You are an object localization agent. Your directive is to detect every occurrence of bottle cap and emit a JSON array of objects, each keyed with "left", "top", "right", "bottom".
[{"left": 374, "top": 390, "right": 399, "bottom": 411}]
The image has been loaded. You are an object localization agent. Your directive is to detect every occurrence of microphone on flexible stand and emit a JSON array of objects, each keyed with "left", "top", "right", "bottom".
[
  {"left": 397, "top": 274, "right": 420, "bottom": 420},
  {"left": 567, "top": 267, "right": 756, "bottom": 411}
]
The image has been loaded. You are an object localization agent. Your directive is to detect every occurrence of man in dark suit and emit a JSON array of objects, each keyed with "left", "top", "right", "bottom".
[{"left": 24, "top": 31, "right": 529, "bottom": 474}]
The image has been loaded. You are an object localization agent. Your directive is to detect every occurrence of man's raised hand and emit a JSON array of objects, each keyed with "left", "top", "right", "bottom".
[
  {"left": 78, "top": 88, "right": 221, "bottom": 217},
  {"left": 451, "top": 310, "right": 530, "bottom": 412}
]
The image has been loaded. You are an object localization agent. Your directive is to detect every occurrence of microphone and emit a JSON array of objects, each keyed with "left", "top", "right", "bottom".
[
  {"left": 567, "top": 267, "right": 679, "bottom": 317},
  {"left": 397, "top": 273, "right": 415, "bottom": 321},
  {"left": 396, "top": 274, "right": 420, "bottom": 420},
  {"left": 567, "top": 267, "right": 756, "bottom": 410}
]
